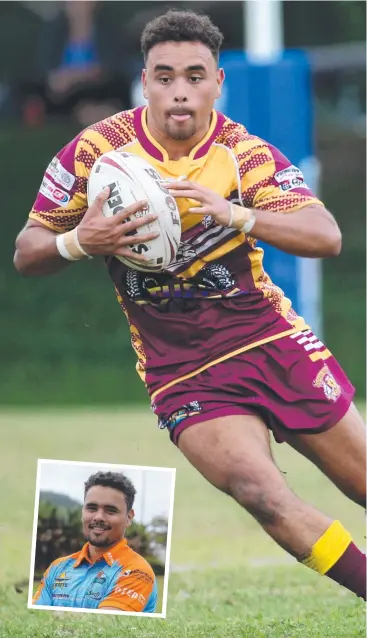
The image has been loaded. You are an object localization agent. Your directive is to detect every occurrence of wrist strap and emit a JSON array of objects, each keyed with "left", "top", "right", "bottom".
[
  {"left": 56, "top": 228, "right": 93, "bottom": 261},
  {"left": 227, "top": 203, "right": 256, "bottom": 234}
]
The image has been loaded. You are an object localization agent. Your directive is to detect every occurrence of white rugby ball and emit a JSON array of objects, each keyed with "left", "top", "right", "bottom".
[{"left": 87, "top": 151, "right": 181, "bottom": 272}]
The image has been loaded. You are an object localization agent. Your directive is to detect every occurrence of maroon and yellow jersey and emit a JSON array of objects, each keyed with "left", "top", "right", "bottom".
[{"left": 29, "top": 107, "right": 323, "bottom": 398}]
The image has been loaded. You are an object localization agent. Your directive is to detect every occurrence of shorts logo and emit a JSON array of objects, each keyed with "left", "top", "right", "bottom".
[
  {"left": 39, "top": 176, "right": 71, "bottom": 207},
  {"left": 46, "top": 156, "right": 76, "bottom": 190},
  {"left": 158, "top": 401, "right": 202, "bottom": 430},
  {"left": 312, "top": 365, "right": 341, "bottom": 402}
]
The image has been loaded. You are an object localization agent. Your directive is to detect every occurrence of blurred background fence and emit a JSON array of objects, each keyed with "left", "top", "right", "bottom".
[{"left": 1, "top": 1, "right": 365, "bottom": 405}]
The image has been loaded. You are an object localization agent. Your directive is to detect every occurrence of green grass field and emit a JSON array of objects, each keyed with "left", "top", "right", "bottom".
[{"left": 0, "top": 408, "right": 365, "bottom": 637}]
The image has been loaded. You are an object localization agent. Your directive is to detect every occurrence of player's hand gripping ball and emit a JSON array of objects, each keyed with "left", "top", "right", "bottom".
[{"left": 88, "top": 151, "right": 181, "bottom": 271}]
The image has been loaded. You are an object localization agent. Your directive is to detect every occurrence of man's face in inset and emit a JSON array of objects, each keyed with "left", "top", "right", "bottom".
[{"left": 82, "top": 485, "right": 133, "bottom": 548}]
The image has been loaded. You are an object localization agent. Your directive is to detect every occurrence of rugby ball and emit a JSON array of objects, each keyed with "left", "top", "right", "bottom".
[{"left": 87, "top": 151, "right": 181, "bottom": 272}]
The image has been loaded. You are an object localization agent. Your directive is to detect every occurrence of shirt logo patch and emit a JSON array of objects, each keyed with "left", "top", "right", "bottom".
[
  {"left": 274, "top": 165, "right": 308, "bottom": 193},
  {"left": 46, "top": 156, "right": 76, "bottom": 190},
  {"left": 54, "top": 571, "right": 71, "bottom": 581},
  {"left": 39, "top": 176, "right": 71, "bottom": 207},
  {"left": 93, "top": 571, "right": 107, "bottom": 585},
  {"left": 312, "top": 365, "right": 341, "bottom": 402},
  {"left": 86, "top": 590, "right": 102, "bottom": 600}
]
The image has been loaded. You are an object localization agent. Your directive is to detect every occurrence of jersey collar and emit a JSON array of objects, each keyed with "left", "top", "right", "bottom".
[
  {"left": 134, "top": 105, "right": 225, "bottom": 163},
  {"left": 73, "top": 538, "right": 128, "bottom": 567}
]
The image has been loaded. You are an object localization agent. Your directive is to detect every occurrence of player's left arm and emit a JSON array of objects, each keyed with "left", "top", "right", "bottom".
[
  {"left": 164, "top": 147, "right": 341, "bottom": 259},
  {"left": 98, "top": 568, "right": 156, "bottom": 613}
]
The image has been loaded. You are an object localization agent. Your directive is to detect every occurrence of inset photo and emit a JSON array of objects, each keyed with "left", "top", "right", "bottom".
[{"left": 28, "top": 459, "right": 176, "bottom": 618}]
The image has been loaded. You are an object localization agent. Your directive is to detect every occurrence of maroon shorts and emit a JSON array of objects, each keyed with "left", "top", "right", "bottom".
[{"left": 151, "top": 330, "right": 355, "bottom": 446}]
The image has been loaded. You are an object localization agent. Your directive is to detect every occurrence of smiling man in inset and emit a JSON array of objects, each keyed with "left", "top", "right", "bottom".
[{"left": 33, "top": 471, "right": 157, "bottom": 613}]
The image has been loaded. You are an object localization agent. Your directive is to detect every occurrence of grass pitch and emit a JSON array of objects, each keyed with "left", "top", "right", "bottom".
[{"left": 0, "top": 407, "right": 365, "bottom": 637}]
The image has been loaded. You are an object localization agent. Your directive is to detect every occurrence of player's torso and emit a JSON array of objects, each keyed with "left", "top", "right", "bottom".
[
  {"left": 50, "top": 560, "right": 116, "bottom": 608},
  {"left": 83, "top": 108, "right": 302, "bottom": 392}
]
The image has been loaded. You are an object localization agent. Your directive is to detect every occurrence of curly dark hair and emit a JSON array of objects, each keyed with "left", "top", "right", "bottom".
[
  {"left": 141, "top": 10, "right": 224, "bottom": 63},
  {"left": 84, "top": 471, "right": 136, "bottom": 511}
]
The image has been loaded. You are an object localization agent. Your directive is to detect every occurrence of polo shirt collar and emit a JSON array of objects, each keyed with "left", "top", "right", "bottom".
[{"left": 73, "top": 538, "right": 128, "bottom": 567}]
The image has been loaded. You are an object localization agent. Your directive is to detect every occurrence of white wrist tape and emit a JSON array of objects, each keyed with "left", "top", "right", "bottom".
[
  {"left": 56, "top": 228, "right": 92, "bottom": 261},
  {"left": 227, "top": 203, "right": 256, "bottom": 234}
]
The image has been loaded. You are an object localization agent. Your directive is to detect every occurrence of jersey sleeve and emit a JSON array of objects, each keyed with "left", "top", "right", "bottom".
[
  {"left": 29, "top": 130, "right": 99, "bottom": 233},
  {"left": 32, "top": 565, "right": 54, "bottom": 606},
  {"left": 239, "top": 138, "right": 324, "bottom": 213},
  {"left": 98, "top": 566, "right": 156, "bottom": 613}
]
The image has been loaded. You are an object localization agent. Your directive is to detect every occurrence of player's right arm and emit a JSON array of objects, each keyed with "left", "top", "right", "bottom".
[
  {"left": 14, "top": 135, "right": 159, "bottom": 277},
  {"left": 14, "top": 193, "right": 159, "bottom": 276}
]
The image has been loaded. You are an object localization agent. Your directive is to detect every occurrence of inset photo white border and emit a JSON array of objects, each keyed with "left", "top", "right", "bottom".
[{"left": 28, "top": 459, "right": 176, "bottom": 619}]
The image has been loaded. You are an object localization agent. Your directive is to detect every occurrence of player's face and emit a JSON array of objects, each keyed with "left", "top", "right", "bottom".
[
  {"left": 142, "top": 41, "right": 224, "bottom": 141},
  {"left": 82, "top": 486, "right": 133, "bottom": 548}
]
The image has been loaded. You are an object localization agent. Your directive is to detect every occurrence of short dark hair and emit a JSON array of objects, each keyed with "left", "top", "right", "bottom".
[
  {"left": 141, "top": 10, "right": 224, "bottom": 63},
  {"left": 84, "top": 471, "right": 136, "bottom": 511}
]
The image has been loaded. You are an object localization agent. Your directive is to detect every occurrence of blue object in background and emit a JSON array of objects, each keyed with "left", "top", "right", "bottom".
[{"left": 219, "top": 50, "right": 322, "bottom": 337}]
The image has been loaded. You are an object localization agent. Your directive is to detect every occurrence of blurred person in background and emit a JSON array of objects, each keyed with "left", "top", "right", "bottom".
[{"left": 20, "top": 0, "right": 131, "bottom": 126}]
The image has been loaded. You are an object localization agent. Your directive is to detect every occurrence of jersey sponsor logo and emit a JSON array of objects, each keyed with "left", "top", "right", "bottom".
[
  {"left": 86, "top": 589, "right": 102, "bottom": 600},
  {"left": 114, "top": 586, "right": 146, "bottom": 604},
  {"left": 54, "top": 571, "right": 71, "bottom": 581},
  {"left": 39, "top": 176, "right": 71, "bottom": 207},
  {"left": 127, "top": 570, "right": 154, "bottom": 585},
  {"left": 202, "top": 215, "right": 214, "bottom": 229},
  {"left": 46, "top": 156, "right": 76, "bottom": 190},
  {"left": 52, "top": 593, "right": 70, "bottom": 600},
  {"left": 52, "top": 581, "right": 68, "bottom": 589},
  {"left": 312, "top": 365, "right": 341, "bottom": 402},
  {"left": 279, "top": 177, "right": 308, "bottom": 192},
  {"left": 274, "top": 165, "right": 308, "bottom": 193},
  {"left": 93, "top": 570, "right": 107, "bottom": 585},
  {"left": 123, "top": 264, "right": 243, "bottom": 310},
  {"left": 274, "top": 165, "right": 303, "bottom": 183}
]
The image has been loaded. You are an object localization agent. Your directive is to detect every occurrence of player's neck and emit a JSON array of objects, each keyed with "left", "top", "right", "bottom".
[{"left": 146, "top": 111, "right": 212, "bottom": 161}]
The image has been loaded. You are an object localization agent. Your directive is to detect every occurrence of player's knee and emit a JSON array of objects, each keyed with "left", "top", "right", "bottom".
[{"left": 227, "top": 472, "right": 286, "bottom": 526}]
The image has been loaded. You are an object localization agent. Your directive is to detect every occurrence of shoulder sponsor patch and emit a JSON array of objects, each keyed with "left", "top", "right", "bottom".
[
  {"left": 274, "top": 165, "right": 308, "bottom": 193},
  {"left": 39, "top": 176, "right": 71, "bottom": 207},
  {"left": 46, "top": 156, "right": 76, "bottom": 190},
  {"left": 274, "top": 165, "right": 303, "bottom": 183}
]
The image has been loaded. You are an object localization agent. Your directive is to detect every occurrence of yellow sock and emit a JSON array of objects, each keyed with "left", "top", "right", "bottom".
[{"left": 301, "top": 520, "right": 352, "bottom": 575}]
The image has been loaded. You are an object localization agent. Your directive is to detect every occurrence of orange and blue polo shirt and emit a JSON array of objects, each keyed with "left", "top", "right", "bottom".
[{"left": 32, "top": 538, "right": 157, "bottom": 612}]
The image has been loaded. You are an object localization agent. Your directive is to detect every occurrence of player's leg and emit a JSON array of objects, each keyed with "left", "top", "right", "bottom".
[
  {"left": 281, "top": 402, "right": 366, "bottom": 507},
  {"left": 177, "top": 414, "right": 366, "bottom": 600},
  {"left": 179, "top": 414, "right": 333, "bottom": 556}
]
